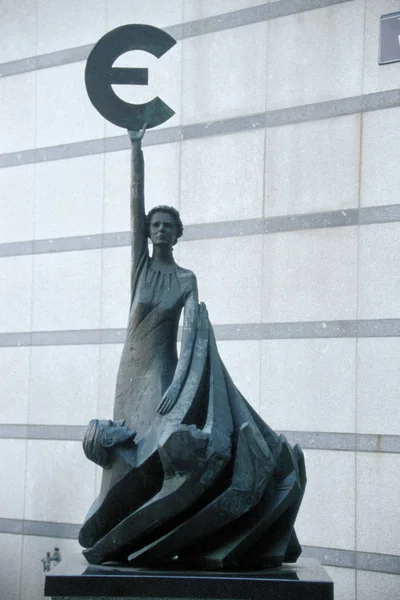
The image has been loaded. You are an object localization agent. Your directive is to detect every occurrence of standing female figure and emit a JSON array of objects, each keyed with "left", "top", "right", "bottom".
[{"left": 113, "top": 130, "right": 198, "bottom": 441}]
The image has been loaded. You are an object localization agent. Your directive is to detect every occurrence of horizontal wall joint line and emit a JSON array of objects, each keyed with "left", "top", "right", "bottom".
[
  {"left": 1, "top": 425, "right": 399, "bottom": 454},
  {"left": 0, "top": 518, "right": 398, "bottom": 575},
  {"left": 1, "top": 89, "right": 400, "bottom": 169},
  {"left": 0, "top": 0, "right": 354, "bottom": 77},
  {"left": 1, "top": 319, "right": 400, "bottom": 349},
  {"left": 302, "top": 546, "right": 400, "bottom": 575},
  {"left": 1, "top": 204, "right": 400, "bottom": 258},
  {"left": 0, "top": 518, "right": 80, "bottom": 539}
]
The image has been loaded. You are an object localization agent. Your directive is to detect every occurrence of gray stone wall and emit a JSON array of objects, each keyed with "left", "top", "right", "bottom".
[{"left": 0, "top": 1, "right": 399, "bottom": 599}]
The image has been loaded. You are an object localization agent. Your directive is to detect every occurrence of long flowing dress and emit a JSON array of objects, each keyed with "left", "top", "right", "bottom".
[{"left": 113, "top": 254, "right": 187, "bottom": 441}]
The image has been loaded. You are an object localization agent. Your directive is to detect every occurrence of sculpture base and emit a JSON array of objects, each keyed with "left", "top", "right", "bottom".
[{"left": 45, "top": 554, "right": 333, "bottom": 599}]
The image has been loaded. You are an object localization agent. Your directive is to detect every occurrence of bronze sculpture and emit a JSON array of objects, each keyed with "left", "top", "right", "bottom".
[
  {"left": 80, "top": 24, "right": 306, "bottom": 571},
  {"left": 79, "top": 128, "right": 306, "bottom": 569}
]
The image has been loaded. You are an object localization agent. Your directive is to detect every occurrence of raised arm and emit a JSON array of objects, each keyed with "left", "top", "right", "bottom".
[
  {"left": 157, "top": 274, "right": 199, "bottom": 415},
  {"left": 128, "top": 128, "right": 148, "bottom": 295}
]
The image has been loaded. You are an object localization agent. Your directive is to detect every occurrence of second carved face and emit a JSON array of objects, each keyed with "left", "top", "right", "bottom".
[{"left": 100, "top": 419, "right": 136, "bottom": 447}]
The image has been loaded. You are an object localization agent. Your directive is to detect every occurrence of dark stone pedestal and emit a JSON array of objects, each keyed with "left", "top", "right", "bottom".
[{"left": 45, "top": 554, "right": 333, "bottom": 600}]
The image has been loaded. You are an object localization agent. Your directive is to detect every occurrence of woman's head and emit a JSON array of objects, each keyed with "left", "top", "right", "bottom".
[
  {"left": 83, "top": 419, "right": 135, "bottom": 468},
  {"left": 145, "top": 206, "right": 183, "bottom": 246},
  {"left": 83, "top": 419, "right": 110, "bottom": 468}
]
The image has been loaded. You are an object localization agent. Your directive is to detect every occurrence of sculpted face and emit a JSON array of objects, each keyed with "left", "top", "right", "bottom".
[
  {"left": 99, "top": 419, "right": 136, "bottom": 447},
  {"left": 149, "top": 211, "right": 178, "bottom": 247}
]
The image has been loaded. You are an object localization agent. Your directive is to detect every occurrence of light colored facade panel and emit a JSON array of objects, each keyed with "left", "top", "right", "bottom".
[
  {"left": 0, "top": 256, "right": 33, "bottom": 333},
  {"left": 35, "top": 154, "right": 105, "bottom": 240},
  {"left": 182, "top": 22, "right": 267, "bottom": 124},
  {"left": 0, "top": 533, "right": 23, "bottom": 600},
  {"left": 265, "top": 115, "right": 361, "bottom": 217},
  {"left": 36, "top": 62, "right": 105, "bottom": 148},
  {"left": 98, "top": 344, "right": 122, "bottom": 419},
  {"left": 106, "top": 0, "right": 183, "bottom": 33},
  {"left": 217, "top": 340, "right": 261, "bottom": 411},
  {"left": 0, "top": 0, "right": 36, "bottom": 63},
  {"left": 296, "top": 449, "right": 356, "bottom": 551},
  {"left": 146, "top": 142, "right": 181, "bottom": 210},
  {"left": 24, "top": 440, "right": 96, "bottom": 524},
  {"left": 361, "top": 107, "right": 400, "bottom": 208},
  {"left": 103, "top": 150, "right": 131, "bottom": 234},
  {"left": 358, "top": 222, "right": 400, "bottom": 320},
  {"left": 262, "top": 227, "right": 358, "bottom": 323},
  {"left": 266, "top": 2, "right": 365, "bottom": 110},
  {"left": 357, "top": 338, "right": 400, "bottom": 435},
  {"left": 356, "top": 570, "right": 400, "bottom": 600},
  {"left": 32, "top": 250, "right": 102, "bottom": 331},
  {"left": 260, "top": 338, "right": 356, "bottom": 433},
  {"left": 0, "top": 164, "right": 35, "bottom": 244},
  {"left": 0, "top": 348, "right": 30, "bottom": 424},
  {"left": 29, "top": 345, "right": 100, "bottom": 426},
  {"left": 0, "top": 72, "right": 36, "bottom": 155},
  {"left": 180, "top": 131, "right": 265, "bottom": 225},
  {"left": 357, "top": 452, "right": 400, "bottom": 556},
  {"left": 36, "top": 0, "right": 106, "bottom": 55},
  {"left": 100, "top": 246, "right": 131, "bottom": 329},
  {"left": 325, "top": 566, "right": 356, "bottom": 600},
  {"left": 0, "top": 440, "right": 27, "bottom": 520},
  {"left": 180, "top": 235, "right": 263, "bottom": 324}
]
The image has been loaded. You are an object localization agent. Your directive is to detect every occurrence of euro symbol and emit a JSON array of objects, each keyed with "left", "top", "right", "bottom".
[{"left": 85, "top": 24, "right": 177, "bottom": 130}]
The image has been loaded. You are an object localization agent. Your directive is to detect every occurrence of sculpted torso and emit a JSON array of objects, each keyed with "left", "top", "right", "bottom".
[{"left": 114, "top": 260, "right": 198, "bottom": 440}]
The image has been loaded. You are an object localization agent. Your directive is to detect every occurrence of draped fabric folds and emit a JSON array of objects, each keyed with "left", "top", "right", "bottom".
[{"left": 79, "top": 302, "right": 306, "bottom": 569}]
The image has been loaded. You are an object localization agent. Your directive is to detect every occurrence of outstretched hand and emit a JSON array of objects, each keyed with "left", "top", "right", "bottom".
[
  {"left": 128, "top": 123, "right": 148, "bottom": 143},
  {"left": 157, "top": 383, "right": 179, "bottom": 415}
]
